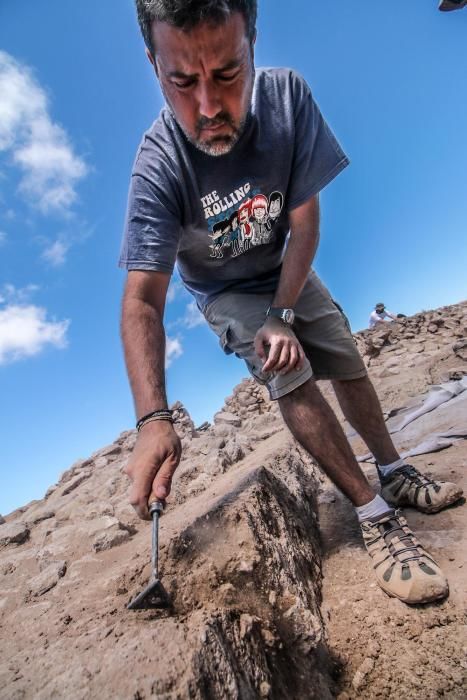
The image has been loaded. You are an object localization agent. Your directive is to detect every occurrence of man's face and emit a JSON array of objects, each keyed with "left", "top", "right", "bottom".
[
  {"left": 253, "top": 205, "right": 266, "bottom": 221},
  {"left": 150, "top": 13, "right": 255, "bottom": 156},
  {"left": 269, "top": 198, "right": 281, "bottom": 219}
]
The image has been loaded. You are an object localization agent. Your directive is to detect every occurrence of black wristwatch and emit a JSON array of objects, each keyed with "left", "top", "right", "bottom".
[{"left": 266, "top": 306, "right": 295, "bottom": 325}]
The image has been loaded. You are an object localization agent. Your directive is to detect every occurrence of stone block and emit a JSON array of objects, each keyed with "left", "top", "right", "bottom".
[
  {"left": 0, "top": 522, "right": 30, "bottom": 547},
  {"left": 28, "top": 560, "right": 67, "bottom": 597},
  {"left": 213, "top": 411, "right": 242, "bottom": 427}
]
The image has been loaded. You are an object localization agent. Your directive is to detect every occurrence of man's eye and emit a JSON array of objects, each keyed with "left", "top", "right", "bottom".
[
  {"left": 173, "top": 80, "right": 195, "bottom": 89},
  {"left": 217, "top": 72, "right": 238, "bottom": 83}
]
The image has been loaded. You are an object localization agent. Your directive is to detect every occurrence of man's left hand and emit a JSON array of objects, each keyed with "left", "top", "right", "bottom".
[{"left": 254, "top": 317, "right": 305, "bottom": 374}]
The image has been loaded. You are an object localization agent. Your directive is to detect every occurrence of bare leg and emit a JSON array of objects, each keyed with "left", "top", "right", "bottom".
[
  {"left": 278, "top": 379, "right": 375, "bottom": 506},
  {"left": 332, "top": 376, "right": 400, "bottom": 467}
]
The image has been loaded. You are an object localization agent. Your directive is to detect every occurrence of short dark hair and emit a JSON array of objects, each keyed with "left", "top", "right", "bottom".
[
  {"left": 269, "top": 191, "right": 283, "bottom": 206},
  {"left": 135, "top": 0, "right": 257, "bottom": 56},
  {"left": 212, "top": 218, "right": 231, "bottom": 233}
]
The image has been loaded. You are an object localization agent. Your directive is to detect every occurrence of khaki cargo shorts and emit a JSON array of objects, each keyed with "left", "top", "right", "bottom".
[{"left": 203, "top": 270, "right": 367, "bottom": 400}]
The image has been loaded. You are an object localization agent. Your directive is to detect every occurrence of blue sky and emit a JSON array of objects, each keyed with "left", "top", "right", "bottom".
[{"left": 1, "top": 1, "right": 466, "bottom": 515}]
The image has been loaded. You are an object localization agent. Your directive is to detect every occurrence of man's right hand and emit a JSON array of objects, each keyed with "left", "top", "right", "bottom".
[{"left": 124, "top": 420, "right": 182, "bottom": 520}]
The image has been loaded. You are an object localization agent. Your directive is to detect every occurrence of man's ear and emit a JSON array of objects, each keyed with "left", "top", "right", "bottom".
[
  {"left": 249, "top": 31, "right": 256, "bottom": 64},
  {"left": 146, "top": 47, "right": 158, "bottom": 75}
]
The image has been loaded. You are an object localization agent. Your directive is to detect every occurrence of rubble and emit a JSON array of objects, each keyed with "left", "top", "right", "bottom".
[{"left": 0, "top": 299, "right": 466, "bottom": 698}]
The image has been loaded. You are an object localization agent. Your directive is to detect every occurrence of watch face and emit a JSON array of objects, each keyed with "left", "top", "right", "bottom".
[{"left": 283, "top": 309, "right": 294, "bottom": 324}]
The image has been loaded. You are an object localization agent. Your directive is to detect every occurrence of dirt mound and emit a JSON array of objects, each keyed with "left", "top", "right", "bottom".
[{"left": 0, "top": 300, "right": 466, "bottom": 698}]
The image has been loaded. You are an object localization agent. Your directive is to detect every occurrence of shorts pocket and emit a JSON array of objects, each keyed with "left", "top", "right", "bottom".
[
  {"left": 219, "top": 325, "right": 234, "bottom": 355},
  {"left": 332, "top": 300, "right": 352, "bottom": 334}
]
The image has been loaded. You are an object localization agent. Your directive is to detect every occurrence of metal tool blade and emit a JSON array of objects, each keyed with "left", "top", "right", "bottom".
[{"left": 127, "top": 501, "right": 172, "bottom": 611}]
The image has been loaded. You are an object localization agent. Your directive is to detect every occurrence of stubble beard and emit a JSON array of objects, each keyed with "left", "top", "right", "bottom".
[{"left": 162, "top": 69, "right": 254, "bottom": 157}]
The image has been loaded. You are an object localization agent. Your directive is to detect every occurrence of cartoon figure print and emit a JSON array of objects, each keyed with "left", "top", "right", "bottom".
[
  {"left": 250, "top": 194, "right": 269, "bottom": 245},
  {"left": 229, "top": 210, "right": 243, "bottom": 257},
  {"left": 205, "top": 189, "right": 284, "bottom": 260},
  {"left": 238, "top": 199, "right": 253, "bottom": 252},
  {"left": 209, "top": 218, "right": 231, "bottom": 258},
  {"left": 266, "top": 191, "right": 283, "bottom": 235}
]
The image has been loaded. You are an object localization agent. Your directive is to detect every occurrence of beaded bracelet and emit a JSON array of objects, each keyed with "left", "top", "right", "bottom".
[{"left": 136, "top": 409, "right": 174, "bottom": 432}]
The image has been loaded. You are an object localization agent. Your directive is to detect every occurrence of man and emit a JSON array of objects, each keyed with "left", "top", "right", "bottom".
[
  {"left": 120, "top": 0, "right": 463, "bottom": 605},
  {"left": 369, "top": 302, "right": 397, "bottom": 329}
]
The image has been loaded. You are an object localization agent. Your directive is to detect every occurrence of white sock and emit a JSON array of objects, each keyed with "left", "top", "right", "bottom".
[
  {"left": 378, "top": 457, "right": 405, "bottom": 477},
  {"left": 355, "top": 494, "right": 393, "bottom": 523}
]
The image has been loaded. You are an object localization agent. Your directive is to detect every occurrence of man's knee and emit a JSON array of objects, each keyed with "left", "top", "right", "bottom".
[
  {"left": 332, "top": 375, "right": 371, "bottom": 391},
  {"left": 277, "top": 377, "right": 321, "bottom": 409}
]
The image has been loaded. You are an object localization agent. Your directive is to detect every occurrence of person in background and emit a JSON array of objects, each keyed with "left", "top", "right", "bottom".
[
  {"left": 369, "top": 303, "right": 397, "bottom": 329},
  {"left": 438, "top": 0, "right": 467, "bottom": 11}
]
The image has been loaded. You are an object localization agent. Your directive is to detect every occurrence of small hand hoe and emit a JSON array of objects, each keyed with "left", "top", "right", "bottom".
[{"left": 127, "top": 501, "right": 171, "bottom": 610}]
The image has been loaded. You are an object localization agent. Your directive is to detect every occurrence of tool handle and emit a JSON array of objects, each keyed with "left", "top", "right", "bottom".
[{"left": 149, "top": 501, "right": 163, "bottom": 580}]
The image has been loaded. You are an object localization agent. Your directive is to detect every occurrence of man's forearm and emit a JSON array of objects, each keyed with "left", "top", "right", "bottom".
[
  {"left": 121, "top": 296, "right": 168, "bottom": 419},
  {"left": 272, "top": 195, "right": 320, "bottom": 308}
]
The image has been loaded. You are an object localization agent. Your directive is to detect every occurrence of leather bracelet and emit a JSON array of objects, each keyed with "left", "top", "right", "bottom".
[
  {"left": 136, "top": 409, "right": 173, "bottom": 432},
  {"left": 137, "top": 415, "right": 174, "bottom": 432}
]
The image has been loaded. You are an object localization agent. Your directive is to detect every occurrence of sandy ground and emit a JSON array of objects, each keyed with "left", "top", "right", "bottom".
[
  {"left": 318, "top": 356, "right": 467, "bottom": 698},
  {"left": 1, "top": 306, "right": 466, "bottom": 698}
]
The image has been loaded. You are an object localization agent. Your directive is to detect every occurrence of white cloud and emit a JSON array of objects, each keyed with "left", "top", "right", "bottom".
[
  {"left": 166, "top": 279, "right": 183, "bottom": 303},
  {"left": 0, "top": 230, "right": 6, "bottom": 245},
  {"left": 167, "top": 300, "right": 207, "bottom": 332},
  {"left": 166, "top": 336, "right": 183, "bottom": 368},
  {"left": 41, "top": 239, "right": 69, "bottom": 267},
  {"left": 0, "top": 303, "right": 69, "bottom": 365},
  {"left": 0, "top": 51, "right": 87, "bottom": 215},
  {"left": 183, "top": 300, "right": 205, "bottom": 329},
  {"left": 0, "top": 283, "right": 40, "bottom": 305}
]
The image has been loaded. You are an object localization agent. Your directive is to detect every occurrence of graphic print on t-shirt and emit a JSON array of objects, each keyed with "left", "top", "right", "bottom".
[{"left": 200, "top": 183, "right": 284, "bottom": 259}]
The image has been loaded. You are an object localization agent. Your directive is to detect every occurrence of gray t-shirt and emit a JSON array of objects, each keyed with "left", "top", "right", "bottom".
[{"left": 119, "top": 68, "right": 348, "bottom": 310}]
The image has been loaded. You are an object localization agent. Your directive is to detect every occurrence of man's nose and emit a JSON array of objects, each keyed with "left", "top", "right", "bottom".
[{"left": 197, "top": 81, "right": 222, "bottom": 119}]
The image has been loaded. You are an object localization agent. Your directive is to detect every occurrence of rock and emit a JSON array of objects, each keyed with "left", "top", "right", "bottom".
[
  {"left": 82, "top": 502, "right": 115, "bottom": 520},
  {"left": 238, "top": 394, "right": 258, "bottom": 407},
  {"left": 352, "top": 657, "right": 375, "bottom": 691},
  {"left": 440, "top": 367, "right": 467, "bottom": 382},
  {"left": 380, "top": 344, "right": 397, "bottom": 353},
  {"left": 28, "top": 561, "right": 67, "bottom": 596},
  {"left": 91, "top": 444, "right": 122, "bottom": 460},
  {"left": 59, "top": 472, "right": 92, "bottom": 496},
  {"left": 92, "top": 527, "right": 131, "bottom": 553},
  {"left": 171, "top": 401, "right": 197, "bottom": 438},
  {"left": 27, "top": 509, "right": 55, "bottom": 525},
  {"left": 0, "top": 522, "right": 30, "bottom": 547},
  {"left": 378, "top": 367, "right": 400, "bottom": 378},
  {"left": 44, "top": 484, "right": 58, "bottom": 499},
  {"left": 0, "top": 515, "right": 5, "bottom": 524},
  {"left": 367, "top": 640, "right": 381, "bottom": 658},
  {"left": 213, "top": 411, "right": 242, "bottom": 427},
  {"left": 222, "top": 439, "right": 245, "bottom": 465},
  {"left": 186, "top": 473, "right": 212, "bottom": 496},
  {"left": 453, "top": 339, "right": 467, "bottom": 361},
  {"left": 212, "top": 423, "right": 235, "bottom": 438},
  {"left": 58, "top": 458, "right": 91, "bottom": 484},
  {"left": 203, "top": 454, "right": 223, "bottom": 476},
  {"left": 90, "top": 517, "right": 132, "bottom": 552}
]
